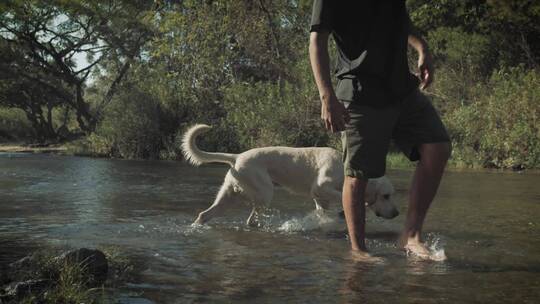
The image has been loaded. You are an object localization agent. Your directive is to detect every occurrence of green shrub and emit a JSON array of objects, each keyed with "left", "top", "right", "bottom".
[
  {"left": 425, "top": 27, "right": 494, "bottom": 114},
  {"left": 446, "top": 67, "right": 540, "bottom": 169},
  {"left": 97, "top": 86, "right": 163, "bottom": 159},
  {"left": 428, "top": 26, "right": 493, "bottom": 78},
  {"left": 222, "top": 80, "right": 332, "bottom": 151},
  {"left": 65, "top": 133, "right": 114, "bottom": 157}
]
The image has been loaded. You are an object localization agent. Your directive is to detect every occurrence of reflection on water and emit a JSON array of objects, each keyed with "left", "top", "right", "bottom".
[{"left": 1, "top": 153, "right": 539, "bottom": 303}]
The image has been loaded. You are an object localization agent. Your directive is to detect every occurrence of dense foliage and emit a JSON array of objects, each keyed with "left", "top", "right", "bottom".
[{"left": 1, "top": 0, "right": 538, "bottom": 168}]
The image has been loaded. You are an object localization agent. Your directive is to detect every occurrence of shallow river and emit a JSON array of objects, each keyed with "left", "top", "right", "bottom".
[{"left": 1, "top": 153, "right": 539, "bottom": 303}]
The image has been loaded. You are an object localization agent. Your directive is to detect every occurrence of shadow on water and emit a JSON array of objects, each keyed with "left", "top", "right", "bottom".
[
  {"left": 0, "top": 236, "right": 41, "bottom": 267},
  {"left": 446, "top": 259, "right": 540, "bottom": 274},
  {"left": 323, "top": 230, "right": 400, "bottom": 243}
]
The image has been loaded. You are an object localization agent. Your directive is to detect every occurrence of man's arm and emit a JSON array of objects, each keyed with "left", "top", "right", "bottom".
[
  {"left": 406, "top": 14, "right": 434, "bottom": 90},
  {"left": 309, "top": 30, "right": 349, "bottom": 133}
]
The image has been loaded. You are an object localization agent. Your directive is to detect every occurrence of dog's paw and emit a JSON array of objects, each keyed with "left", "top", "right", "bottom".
[{"left": 191, "top": 219, "right": 205, "bottom": 227}]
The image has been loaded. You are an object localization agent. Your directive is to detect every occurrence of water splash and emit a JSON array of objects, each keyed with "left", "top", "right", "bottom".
[
  {"left": 278, "top": 210, "right": 339, "bottom": 233},
  {"left": 253, "top": 208, "right": 284, "bottom": 232},
  {"left": 184, "top": 221, "right": 211, "bottom": 235},
  {"left": 407, "top": 233, "right": 447, "bottom": 262},
  {"left": 428, "top": 236, "right": 447, "bottom": 261}
]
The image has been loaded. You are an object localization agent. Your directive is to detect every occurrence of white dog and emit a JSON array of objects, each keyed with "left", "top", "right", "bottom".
[{"left": 182, "top": 124, "right": 399, "bottom": 226}]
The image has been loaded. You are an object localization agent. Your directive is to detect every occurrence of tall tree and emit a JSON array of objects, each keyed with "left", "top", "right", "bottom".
[
  {"left": 0, "top": 0, "right": 154, "bottom": 137},
  {"left": 0, "top": 39, "right": 69, "bottom": 140}
]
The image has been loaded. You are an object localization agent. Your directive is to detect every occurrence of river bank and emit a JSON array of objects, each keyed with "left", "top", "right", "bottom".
[
  {"left": 0, "top": 246, "right": 133, "bottom": 304},
  {"left": 0, "top": 141, "right": 530, "bottom": 172},
  {"left": 0, "top": 143, "right": 68, "bottom": 154}
]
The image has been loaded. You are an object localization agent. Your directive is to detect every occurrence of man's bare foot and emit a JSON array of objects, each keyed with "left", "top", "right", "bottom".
[
  {"left": 398, "top": 235, "right": 447, "bottom": 261},
  {"left": 350, "top": 250, "right": 385, "bottom": 264},
  {"left": 403, "top": 241, "right": 431, "bottom": 260}
]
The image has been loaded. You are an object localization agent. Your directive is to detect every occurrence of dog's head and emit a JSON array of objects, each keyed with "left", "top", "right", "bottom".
[{"left": 365, "top": 176, "right": 399, "bottom": 219}]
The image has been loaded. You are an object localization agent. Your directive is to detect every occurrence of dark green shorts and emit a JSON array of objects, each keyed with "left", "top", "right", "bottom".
[{"left": 341, "top": 90, "right": 450, "bottom": 179}]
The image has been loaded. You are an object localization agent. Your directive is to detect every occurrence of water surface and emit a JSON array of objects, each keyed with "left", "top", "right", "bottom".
[{"left": 1, "top": 153, "right": 539, "bottom": 303}]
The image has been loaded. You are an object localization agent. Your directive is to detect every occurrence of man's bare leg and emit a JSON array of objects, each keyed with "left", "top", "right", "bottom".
[
  {"left": 399, "top": 142, "right": 451, "bottom": 258},
  {"left": 343, "top": 176, "right": 367, "bottom": 251},
  {"left": 343, "top": 176, "right": 383, "bottom": 262}
]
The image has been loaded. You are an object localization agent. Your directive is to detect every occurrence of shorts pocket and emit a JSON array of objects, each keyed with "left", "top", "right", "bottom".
[{"left": 336, "top": 78, "right": 358, "bottom": 101}]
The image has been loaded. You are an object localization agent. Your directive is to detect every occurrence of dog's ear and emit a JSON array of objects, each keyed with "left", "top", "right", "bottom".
[{"left": 364, "top": 179, "right": 377, "bottom": 205}]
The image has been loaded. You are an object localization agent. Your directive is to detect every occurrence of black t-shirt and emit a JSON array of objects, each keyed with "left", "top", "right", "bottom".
[{"left": 310, "top": 0, "right": 419, "bottom": 104}]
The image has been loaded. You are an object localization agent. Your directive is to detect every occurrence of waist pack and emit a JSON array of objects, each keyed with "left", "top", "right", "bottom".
[{"left": 336, "top": 73, "right": 396, "bottom": 108}]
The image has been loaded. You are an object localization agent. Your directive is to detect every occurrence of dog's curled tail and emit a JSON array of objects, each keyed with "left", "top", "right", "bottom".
[{"left": 181, "top": 124, "right": 237, "bottom": 167}]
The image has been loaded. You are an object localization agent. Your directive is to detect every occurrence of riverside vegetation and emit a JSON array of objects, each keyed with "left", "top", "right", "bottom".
[
  {"left": 0, "top": 0, "right": 538, "bottom": 169},
  {"left": 0, "top": 247, "right": 135, "bottom": 304}
]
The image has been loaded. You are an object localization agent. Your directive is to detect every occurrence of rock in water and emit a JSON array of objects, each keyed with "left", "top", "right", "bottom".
[{"left": 57, "top": 248, "right": 108, "bottom": 287}]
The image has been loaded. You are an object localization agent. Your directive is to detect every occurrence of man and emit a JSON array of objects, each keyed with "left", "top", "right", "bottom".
[{"left": 309, "top": 0, "right": 451, "bottom": 261}]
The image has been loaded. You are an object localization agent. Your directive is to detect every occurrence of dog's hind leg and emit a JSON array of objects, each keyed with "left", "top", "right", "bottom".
[
  {"left": 194, "top": 200, "right": 226, "bottom": 226},
  {"left": 313, "top": 199, "right": 328, "bottom": 211},
  {"left": 246, "top": 206, "right": 258, "bottom": 226},
  {"left": 244, "top": 182, "right": 272, "bottom": 227},
  {"left": 194, "top": 182, "right": 235, "bottom": 225},
  {"left": 234, "top": 170, "right": 274, "bottom": 226}
]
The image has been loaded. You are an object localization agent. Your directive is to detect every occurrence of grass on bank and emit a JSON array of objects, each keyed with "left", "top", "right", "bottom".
[
  {"left": 386, "top": 151, "right": 487, "bottom": 170},
  {"left": 5, "top": 250, "right": 96, "bottom": 304},
  {"left": 0, "top": 137, "right": 501, "bottom": 171},
  {"left": 3, "top": 246, "right": 135, "bottom": 304}
]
